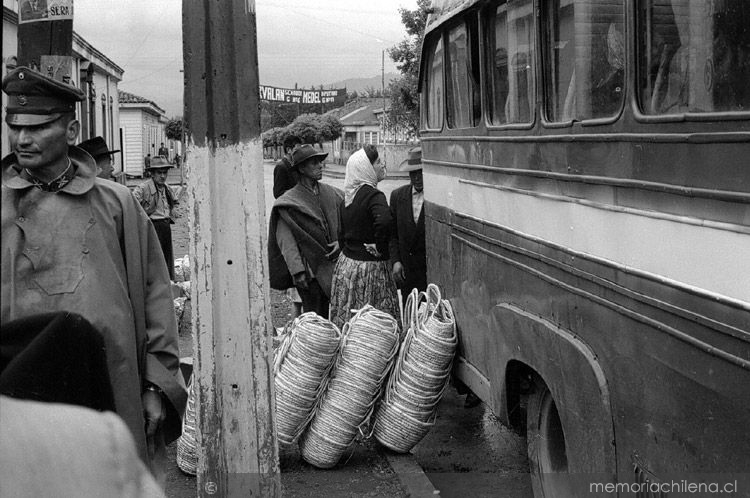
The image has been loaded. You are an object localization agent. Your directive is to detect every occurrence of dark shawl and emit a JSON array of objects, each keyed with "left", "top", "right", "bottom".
[{"left": 268, "top": 182, "right": 343, "bottom": 296}]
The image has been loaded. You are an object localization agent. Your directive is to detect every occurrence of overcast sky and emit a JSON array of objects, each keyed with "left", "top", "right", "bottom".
[{"left": 73, "top": 0, "right": 418, "bottom": 117}]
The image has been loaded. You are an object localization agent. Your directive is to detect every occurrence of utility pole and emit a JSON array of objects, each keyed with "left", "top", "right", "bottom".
[
  {"left": 17, "top": 1, "right": 73, "bottom": 82},
  {"left": 381, "top": 50, "right": 386, "bottom": 145},
  {"left": 183, "top": 1, "right": 279, "bottom": 496}
]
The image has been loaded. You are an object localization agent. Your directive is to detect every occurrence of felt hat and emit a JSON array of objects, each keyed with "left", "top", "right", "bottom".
[
  {"left": 2, "top": 66, "right": 85, "bottom": 126},
  {"left": 78, "top": 136, "right": 120, "bottom": 159},
  {"left": 398, "top": 147, "right": 422, "bottom": 172},
  {"left": 145, "top": 155, "right": 173, "bottom": 170},
  {"left": 291, "top": 144, "right": 328, "bottom": 169}
]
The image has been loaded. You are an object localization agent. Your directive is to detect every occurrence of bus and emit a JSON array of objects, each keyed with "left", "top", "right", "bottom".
[{"left": 418, "top": 0, "right": 749, "bottom": 495}]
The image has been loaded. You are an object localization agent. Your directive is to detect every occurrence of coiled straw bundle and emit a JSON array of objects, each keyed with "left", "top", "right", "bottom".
[
  {"left": 299, "top": 305, "right": 400, "bottom": 468},
  {"left": 274, "top": 312, "right": 342, "bottom": 445},
  {"left": 373, "top": 284, "right": 457, "bottom": 452},
  {"left": 176, "top": 379, "right": 197, "bottom": 475}
]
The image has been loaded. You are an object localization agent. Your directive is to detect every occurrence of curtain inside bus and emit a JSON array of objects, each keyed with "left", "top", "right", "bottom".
[
  {"left": 543, "top": 0, "right": 625, "bottom": 122},
  {"left": 485, "top": 0, "right": 535, "bottom": 125},
  {"left": 638, "top": 0, "right": 750, "bottom": 115}
]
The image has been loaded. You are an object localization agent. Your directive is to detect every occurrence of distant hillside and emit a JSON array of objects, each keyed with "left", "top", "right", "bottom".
[{"left": 325, "top": 73, "right": 399, "bottom": 94}]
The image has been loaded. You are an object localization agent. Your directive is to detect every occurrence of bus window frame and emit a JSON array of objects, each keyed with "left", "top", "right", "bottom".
[
  {"left": 444, "top": 15, "right": 482, "bottom": 130},
  {"left": 421, "top": 30, "right": 446, "bottom": 134},
  {"left": 481, "top": 0, "right": 537, "bottom": 131},
  {"left": 632, "top": 1, "right": 750, "bottom": 124},
  {"left": 539, "top": 0, "right": 627, "bottom": 129}
]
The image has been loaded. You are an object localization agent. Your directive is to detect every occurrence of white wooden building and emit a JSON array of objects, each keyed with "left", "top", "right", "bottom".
[{"left": 118, "top": 90, "right": 168, "bottom": 177}]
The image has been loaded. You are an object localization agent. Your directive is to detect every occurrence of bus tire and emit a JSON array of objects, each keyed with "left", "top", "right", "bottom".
[{"left": 526, "top": 375, "right": 575, "bottom": 498}]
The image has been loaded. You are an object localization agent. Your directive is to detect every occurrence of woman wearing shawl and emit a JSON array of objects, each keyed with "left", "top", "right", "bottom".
[{"left": 329, "top": 145, "right": 400, "bottom": 328}]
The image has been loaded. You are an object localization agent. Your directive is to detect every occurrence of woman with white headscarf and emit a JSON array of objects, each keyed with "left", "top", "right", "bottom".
[{"left": 329, "top": 145, "right": 400, "bottom": 328}]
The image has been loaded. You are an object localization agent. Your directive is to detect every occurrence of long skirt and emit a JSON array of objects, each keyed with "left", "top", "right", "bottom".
[{"left": 329, "top": 253, "right": 400, "bottom": 329}]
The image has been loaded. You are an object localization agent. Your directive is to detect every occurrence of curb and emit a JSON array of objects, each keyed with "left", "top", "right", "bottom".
[{"left": 384, "top": 451, "right": 440, "bottom": 497}]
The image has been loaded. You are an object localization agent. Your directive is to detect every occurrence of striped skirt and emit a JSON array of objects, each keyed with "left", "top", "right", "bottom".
[{"left": 329, "top": 253, "right": 400, "bottom": 329}]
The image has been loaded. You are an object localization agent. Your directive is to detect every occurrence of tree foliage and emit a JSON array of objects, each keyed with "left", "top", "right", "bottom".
[
  {"left": 165, "top": 118, "right": 184, "bottom": 141},
  {"left": 261, "top": 114, "right": 342, "bottom": 148},
  {"left": 386, "top": 0, "right": 431, "bottom": 137}
]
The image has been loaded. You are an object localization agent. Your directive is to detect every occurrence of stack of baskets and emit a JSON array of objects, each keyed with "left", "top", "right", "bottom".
[
  {"left": 299, "top": 305, "right": 400, "bottom": 468},
  {"left": 176, "top": 379, "right": 197, "bottom": 475},
  {"left": 373, "top": 284, "right": 457, "bottom": 452},
  {"left": 274, "top": 312, "right": 342, "bottom": 445}
]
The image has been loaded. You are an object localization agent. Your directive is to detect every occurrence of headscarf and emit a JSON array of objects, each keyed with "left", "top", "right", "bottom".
[{"left": 344, "top": 148, "right": 381, "bottom": 207}]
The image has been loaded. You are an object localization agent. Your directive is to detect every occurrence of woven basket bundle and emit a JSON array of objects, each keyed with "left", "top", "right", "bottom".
[
  {"left": 299, "top": 305, "right": 399, "bottom": 468},
  {"left": 274, "top": 312, "right": 342, "bottom": 445},
  {"left": 373, "top": 284, "right": 457, "bottom": 453},
  {"left": 176, "top": 379, "right": 198, "bottom": 475}
]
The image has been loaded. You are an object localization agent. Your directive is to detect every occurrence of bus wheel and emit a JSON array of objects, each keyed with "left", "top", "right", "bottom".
[{"left": 526, "top": 376, "right": 574, "bottom": 498}]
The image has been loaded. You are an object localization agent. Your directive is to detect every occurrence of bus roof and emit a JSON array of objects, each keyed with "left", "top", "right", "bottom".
[{"left": 424, "top": 0, "right": 482, "bottom": 37}]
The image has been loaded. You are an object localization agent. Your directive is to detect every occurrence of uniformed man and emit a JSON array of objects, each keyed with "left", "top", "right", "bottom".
[{"left": 1, "top": 67, "right": 186, "bottom": 481}]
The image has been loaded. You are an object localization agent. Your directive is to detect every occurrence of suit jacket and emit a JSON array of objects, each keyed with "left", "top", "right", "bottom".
[{"left": 389, "top": 184, "right": 427, "bottom": 294}]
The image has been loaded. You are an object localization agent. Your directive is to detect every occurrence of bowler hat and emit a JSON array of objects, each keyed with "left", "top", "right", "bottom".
[
  {"left": 398, "top": 147, "right": 422, "bottom": 172},
  {"left": 145, "top": 155, "right": 173, "bottom": 170},
  {"left": 291, "top": 144, "right": 328, "bottom": 169},
  {"left": 78, "top": 136, "right": 120, "bottom": 159},
  {"left": 2, "top": 66, "right": 85, "bottom": 126}
]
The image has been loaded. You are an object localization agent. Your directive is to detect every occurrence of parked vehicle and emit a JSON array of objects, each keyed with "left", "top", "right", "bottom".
[{"left": 419, "top": 0, "right": 749, "bottom": 496}]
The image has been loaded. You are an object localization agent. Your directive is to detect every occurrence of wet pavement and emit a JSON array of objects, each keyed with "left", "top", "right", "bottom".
[{"left": 163, "top": 159, "right": 533, "bottom": 497}]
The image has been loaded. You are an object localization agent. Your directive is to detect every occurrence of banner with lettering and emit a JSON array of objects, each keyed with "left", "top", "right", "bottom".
[{"left": 259, "top": 85, "right": 347, "bottom": 106}]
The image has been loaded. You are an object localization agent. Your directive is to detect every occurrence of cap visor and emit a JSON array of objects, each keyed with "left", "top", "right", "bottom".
[{"left": 6, "top": 113, "right": 62, "bottom": 126}]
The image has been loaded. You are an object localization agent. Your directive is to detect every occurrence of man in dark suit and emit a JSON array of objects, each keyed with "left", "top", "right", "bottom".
[{"left": 389, "top": 147, "right": 426, "bottom": 300}]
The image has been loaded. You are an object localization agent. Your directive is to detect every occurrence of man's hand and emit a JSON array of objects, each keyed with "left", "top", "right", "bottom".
[
  {"left": 392, "top": 262, "right": 406, "bottom": 286},
  {"left": 325, "top": 240, "right": 340, "bottom": 260},
  {"left": 142, "top": 387, "right": 166, "bottom": 437},
  {"left": 293, "top": 271, "right": 309, "bottom": 290}
]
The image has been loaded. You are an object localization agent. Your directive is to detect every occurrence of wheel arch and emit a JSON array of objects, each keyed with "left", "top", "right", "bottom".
[{"left": 489, "top": 302, "right": 618, "bottom": 478}]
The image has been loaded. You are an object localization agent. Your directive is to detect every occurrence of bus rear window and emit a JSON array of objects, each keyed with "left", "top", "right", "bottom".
[
  {"left": 446, "top": 22, "right": 481, "bottom": 128},
  {"left": 638, "top": 1, "right": 750, "bottom": 115},
  {"left": 485, "top": 0, "right": 535, "bottom": 125},
  {"left": 424, "top": 36, "right": 445, "bottom": 129},
  {"left": 543, "top": 0, "right": 625, "bottom": 122}
]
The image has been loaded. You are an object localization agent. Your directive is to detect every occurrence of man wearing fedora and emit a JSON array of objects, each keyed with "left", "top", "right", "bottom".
[
  {"left": 132, "top": 156, "right": 177, "bottom": 280},
  {"left": 389, "top": 146, "right": 427, "bottom": 299},
  {"left": 1, "top": 67, "right": 186, "bottom": 477},
  {"left": 268, "top": 144, "right": 343, "bottom": 317},
  {"left": 78, "top": 136, "right": 120, "bottom": 180}
]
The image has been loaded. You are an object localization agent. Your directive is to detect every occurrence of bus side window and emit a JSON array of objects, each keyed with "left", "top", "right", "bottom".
[
  {"left": 424, "top": 35, "right": 445, "bottom": 130},
  {"left": 446, "top": 21, "right": 481, "bottom": 128},
  {"left": 485, "top": 0, "right": 535, "bottom": 125},
  {"left": 638, "top": 1, "right": 750, "bottom": 115},
  {"left": 543, "top": 0, "right": 625, "bottom": 122}
]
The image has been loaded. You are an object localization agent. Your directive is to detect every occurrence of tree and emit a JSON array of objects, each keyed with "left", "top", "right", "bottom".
[
  {"left": 386, "top": 0, "right": 431, "bottom": 137},
  {"left": 318, "top": 114, "right": 343, "bottom": 144},
  {"left": 165, "top": 118, "right": 184, "bottom": 141}
]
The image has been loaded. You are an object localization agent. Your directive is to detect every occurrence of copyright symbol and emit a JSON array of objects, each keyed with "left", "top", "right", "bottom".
[{"left": 204, "top": 481, "right": 218, "bottom": 495}]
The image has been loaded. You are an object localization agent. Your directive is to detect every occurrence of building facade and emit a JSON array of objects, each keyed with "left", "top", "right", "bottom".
[{"left": 118, "top": 90, "right": 169, "bottom": 177}]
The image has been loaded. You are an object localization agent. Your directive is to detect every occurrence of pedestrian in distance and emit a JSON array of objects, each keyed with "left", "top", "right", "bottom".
[
  {"left": 158, "top": 142, "right": 169, "bottom": 162},
  {"left": 389, "top": 146, "right": 427, "bottom": 300},
  {"left": 273, "top": 134, "right": 302, "bottom": 199},
  {"left": 269, "top": 144, "right": 343, "bottom": 318},
  {"left": 1, "top": 67, "right": 187, "bottom": 480},
  {"left": 132, "top": 156, "right": 177, "bottom": 280},
  {"left": 329, "top": 144, "right": 399, "bottom": 328},
  {"left": 78, "top": 135, "right": 120, "bottom": 181},
  {"left": 144, "top": 152, "right": 151, "bottom": 169}
]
